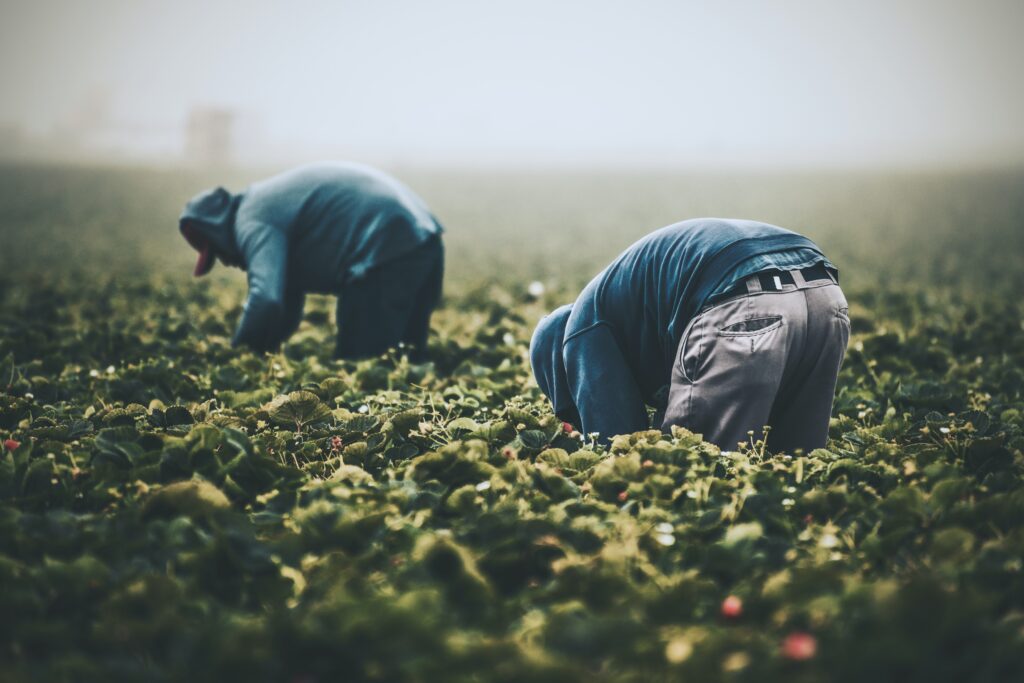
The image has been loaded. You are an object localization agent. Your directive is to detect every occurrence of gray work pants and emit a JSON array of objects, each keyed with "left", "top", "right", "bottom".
[{"left": 663, "top": 270, "right": 850, "bottom": 453}]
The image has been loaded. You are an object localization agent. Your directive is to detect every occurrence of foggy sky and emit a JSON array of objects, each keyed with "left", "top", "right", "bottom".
[{"left": 1, "top": 0, "right": 1022, "bottom": 167}]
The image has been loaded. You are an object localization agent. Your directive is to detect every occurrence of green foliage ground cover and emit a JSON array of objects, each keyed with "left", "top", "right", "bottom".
[{"left": 1, "top": 164, "right": 1023, "bottom": 681}]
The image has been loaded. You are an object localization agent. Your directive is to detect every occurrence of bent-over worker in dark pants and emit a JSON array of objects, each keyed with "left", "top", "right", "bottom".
[
  {"left": 178, "top": 161, "right": 444, "bottom": 361},
  {"left": 530, "top": 218, "right": 850, "bottom": 452}
]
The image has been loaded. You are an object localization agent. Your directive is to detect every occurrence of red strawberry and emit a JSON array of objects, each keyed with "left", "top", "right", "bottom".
[
  {"left": 721, "top": 595, "right": 743, "bottom": 619},
  {"left": 4, "top": 439, "right": 19, "bottom": 451},
  {"left": 562, "top": 421, "right": 573, "bottom": 434},
  {"left": 617, "top": 490, "right": 629, "bottom": 502},
  {"left": 781, "top": 632, "right": 817, "bottom": 660}
]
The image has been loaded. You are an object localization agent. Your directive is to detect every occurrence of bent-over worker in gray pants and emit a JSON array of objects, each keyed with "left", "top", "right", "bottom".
[{"left": 530, "top": 218, "right": 850, "bottom": 452}]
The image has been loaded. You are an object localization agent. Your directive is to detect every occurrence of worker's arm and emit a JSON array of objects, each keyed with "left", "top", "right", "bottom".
[
  {"left": 232, "top": 224, "right": 289, "bottom": 353},
  {"left": 270, "top": 289, "right": 306, "bottom": 349},
  {"left": 562, "top": 324, "right": 649, "bottom": 443}
]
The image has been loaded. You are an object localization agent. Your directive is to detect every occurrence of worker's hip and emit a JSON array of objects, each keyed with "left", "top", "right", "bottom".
[
  {"left": 339, "top": 233, "right": 444, "bottom": 289},
  {"left": 663, "top": 270, "right": 850, "bottom": 448},
  {"left": 676, "top": 269, "right": 848, "bottom": 383}
]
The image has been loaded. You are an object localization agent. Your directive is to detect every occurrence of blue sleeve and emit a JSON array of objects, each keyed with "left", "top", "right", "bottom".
[
  {"left": 562, "top": 324, "right": 649, "bottom": 443},
  {"left": 272, "top": 289, "right": 306, "bottom": 349},
  {"left": 232, "top": 223, "right": 289, "bottom": 352}
]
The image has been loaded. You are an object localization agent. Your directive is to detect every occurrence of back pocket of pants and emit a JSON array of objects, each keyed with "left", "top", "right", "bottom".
[{"left": 718, "top": 316, "right": 782, "bottom": 336}]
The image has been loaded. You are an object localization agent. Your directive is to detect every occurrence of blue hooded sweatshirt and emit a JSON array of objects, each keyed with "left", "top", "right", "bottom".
[
  {"left": 179, "top": 162, "right": 443, "bottom": 352},
  {"left": 531, "top": 218, "right": 828, "bottom": 441}
]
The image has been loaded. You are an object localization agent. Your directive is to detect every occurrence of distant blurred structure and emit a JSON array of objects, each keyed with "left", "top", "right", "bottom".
[
  {"left": 185, "top": 107, "right": 236, "bottom": 166},
  {"left": 0, "top": 87, "right": 185, "bottom": 164}
]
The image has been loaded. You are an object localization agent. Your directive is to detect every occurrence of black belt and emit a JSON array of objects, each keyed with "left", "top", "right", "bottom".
[{"left": 713, "top": 261, "right": 836, "bottom": 301}]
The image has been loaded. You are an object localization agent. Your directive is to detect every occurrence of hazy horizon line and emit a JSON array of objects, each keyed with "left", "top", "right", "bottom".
[{"left": 2, "top": 153, "right": 1023, "bottom": 177}]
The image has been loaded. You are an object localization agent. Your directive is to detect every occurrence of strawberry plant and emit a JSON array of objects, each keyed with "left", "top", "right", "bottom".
[{"left": 0, "top": 165, "right": 1022, "bottom": 682}]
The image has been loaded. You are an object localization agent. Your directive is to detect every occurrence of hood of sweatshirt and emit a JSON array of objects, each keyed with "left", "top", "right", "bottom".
[{"left": 178, "top": 187, "right": 245, "bottom": 275}]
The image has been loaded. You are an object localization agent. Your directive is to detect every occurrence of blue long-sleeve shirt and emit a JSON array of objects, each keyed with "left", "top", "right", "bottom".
[{"left": 179, "top": 162, "right": 444, "bottom": 352}]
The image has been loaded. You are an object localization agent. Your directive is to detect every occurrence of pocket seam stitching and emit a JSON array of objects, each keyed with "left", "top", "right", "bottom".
[{"left": 676, "top": 314, "right": 698, "bottom": 382}]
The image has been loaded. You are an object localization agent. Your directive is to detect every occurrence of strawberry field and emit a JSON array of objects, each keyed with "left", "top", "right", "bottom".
[{"left": 2, "top": 164, "right": 1023, "bottom": 682}]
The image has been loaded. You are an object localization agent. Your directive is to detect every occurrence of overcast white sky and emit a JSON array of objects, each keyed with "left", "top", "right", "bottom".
[{"left": 1, "top": 0, "right": 1022, "bottom": 166}]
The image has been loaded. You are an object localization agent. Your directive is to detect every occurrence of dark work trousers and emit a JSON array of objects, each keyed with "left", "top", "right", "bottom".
[
  {"left": 664, "top": 269, "right": 850, "bottom": 452},
  {"left": 334, "top": 236, "right": 444, "bottom": 361}
]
